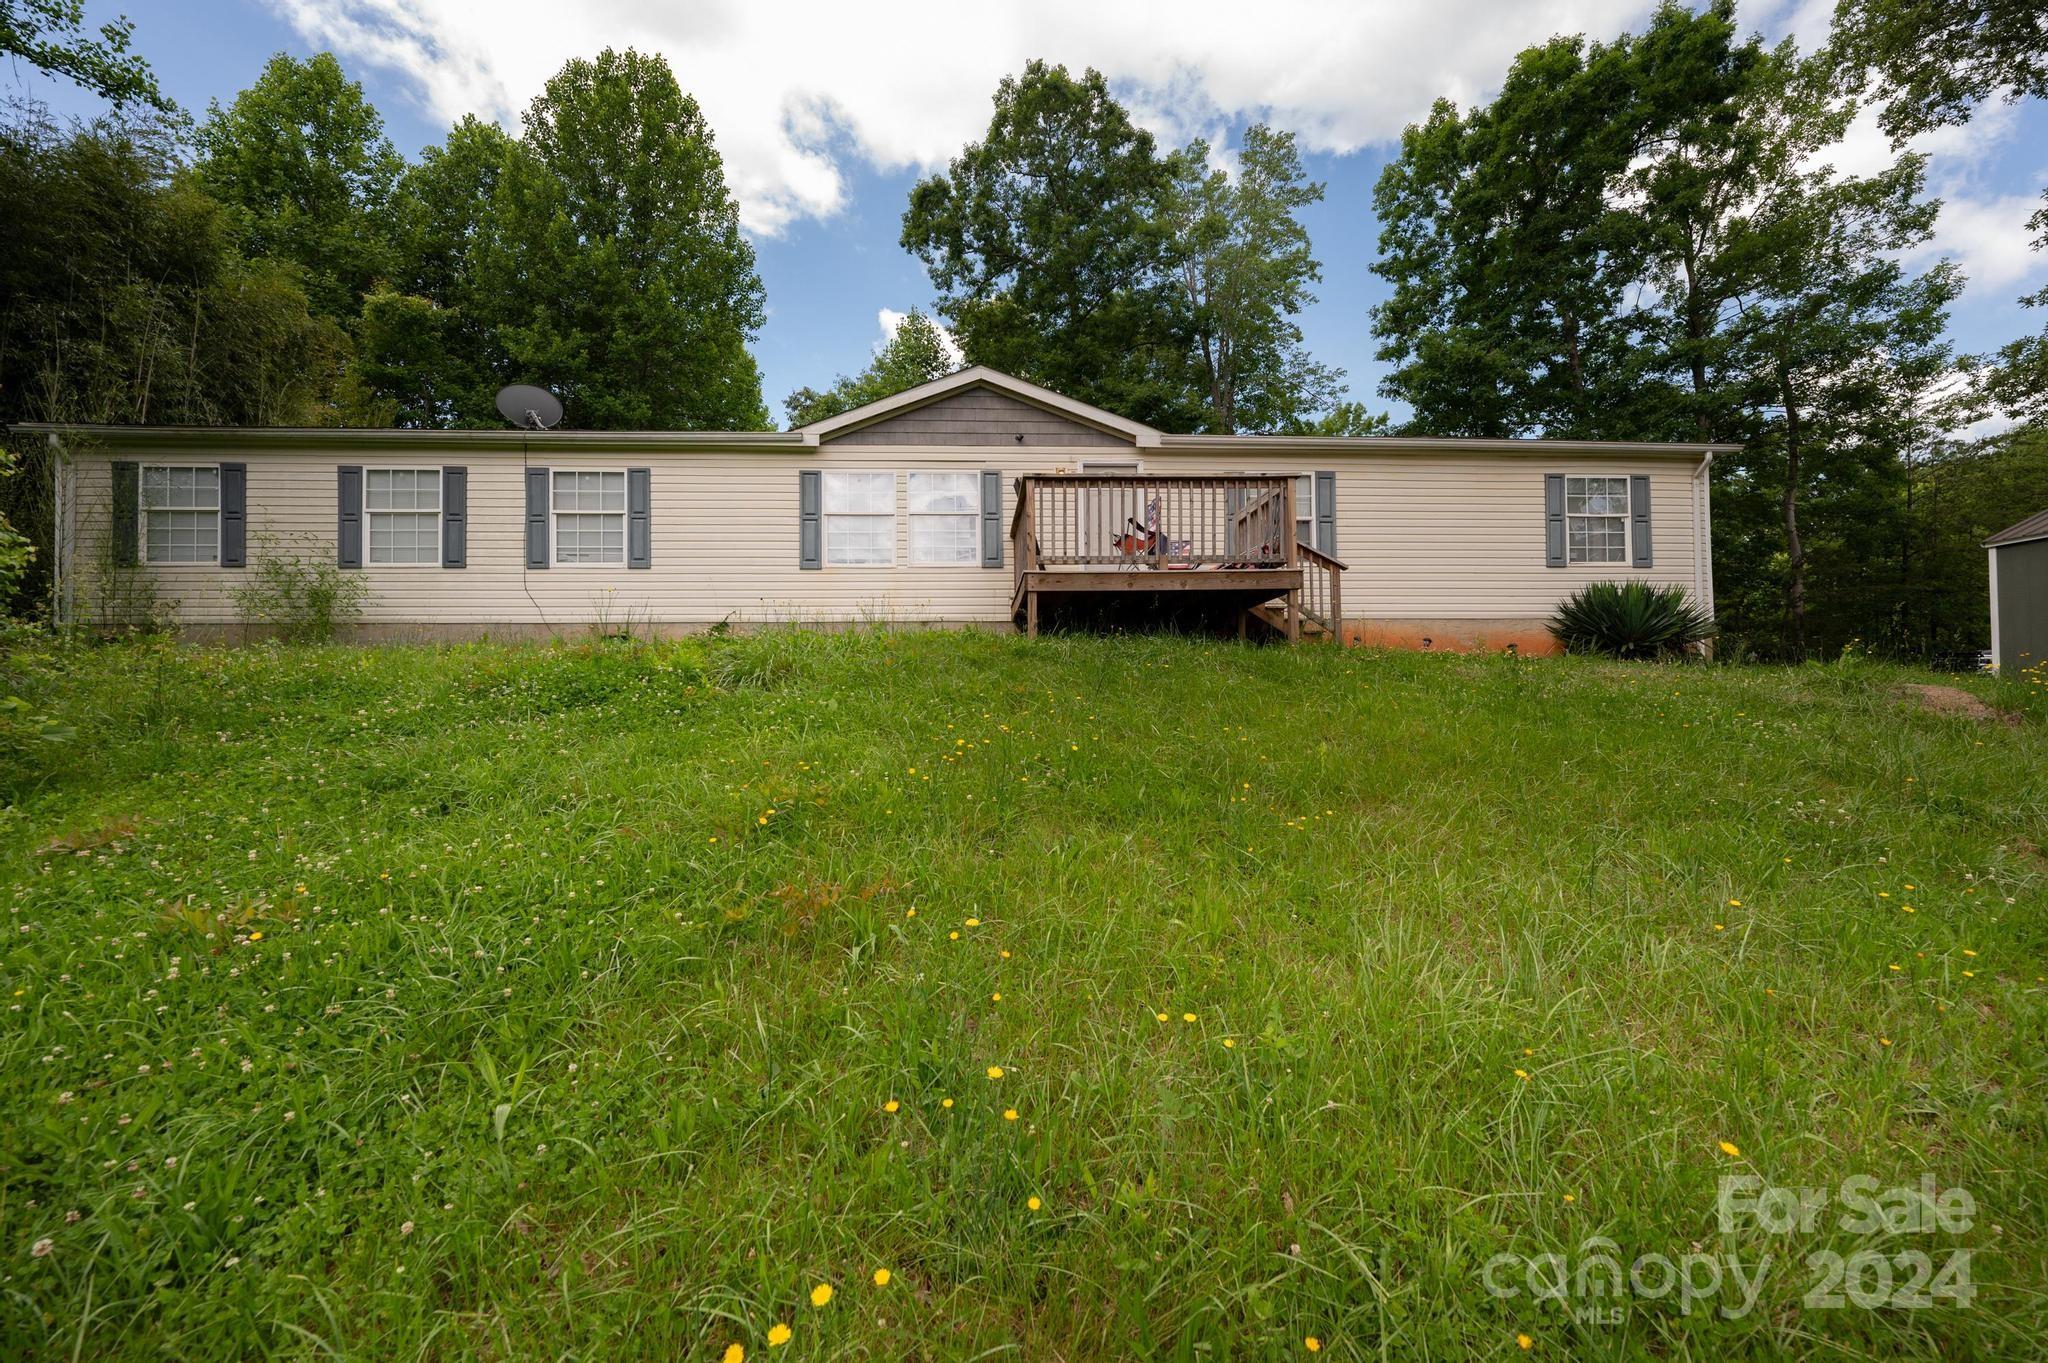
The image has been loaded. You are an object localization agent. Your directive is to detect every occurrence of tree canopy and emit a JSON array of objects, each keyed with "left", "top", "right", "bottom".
[
  {"left": 194, "top": 53, "right": 402, "bottom": 320},
  {"left": 903, "top": 61, "right": 1368, "bottom": 434},
  {"left": 1370, "top": 0, "right": 1983, "bottom": 658},
  {"left": 494, "top": 49, "right": 769, "bottom": 431},
  {"left": 903, "top": 61, "right": 1197, "bottom": 429},
  {"left": 1166, "top": 125, "right": 1345, "bottom": 433},
  {"left": 0, "top": 0, "right": 163, "bottom": 108}
]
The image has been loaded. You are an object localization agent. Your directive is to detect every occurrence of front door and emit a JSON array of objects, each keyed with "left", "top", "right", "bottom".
[{"left": 1078, "top": 460, "right": 1144, "bottom": 564}]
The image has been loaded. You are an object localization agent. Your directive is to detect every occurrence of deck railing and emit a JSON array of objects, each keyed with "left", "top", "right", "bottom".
[
  {"left": 1010, "top": 474, "right": 1298, "bottom": 573},
  {"left": 1299, "top": 542, "right": 1346, "bottom": 633}
]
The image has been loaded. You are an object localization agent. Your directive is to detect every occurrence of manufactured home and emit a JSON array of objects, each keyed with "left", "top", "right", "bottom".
[{"left": 24, "top": 367, "right": 1724, "bottom": 650}]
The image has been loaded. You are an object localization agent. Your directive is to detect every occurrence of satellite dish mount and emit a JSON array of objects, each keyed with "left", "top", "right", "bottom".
[{"left": 496, "top": 384, "right": 563, "bottom": 431}]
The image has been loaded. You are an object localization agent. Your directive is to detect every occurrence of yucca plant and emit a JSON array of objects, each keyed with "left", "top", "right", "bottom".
[{"left": 1549, "top": 581, "right": 1714, "bottom": 660}]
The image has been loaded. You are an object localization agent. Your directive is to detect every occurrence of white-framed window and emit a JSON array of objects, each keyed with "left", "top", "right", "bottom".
[
  {"left": 908, "top": 471, "right": 980, "bottom": 565},
  {"left": 1293, "top": 473, "right": 1319, "bottom": 546},
  {"left": 365, "top": 468, "right": 441, "bottom": 565},
  {"left": 1565, "top": 475, "right": 1630, "bottom": 564},
  {"left": 552, "top": 470, "right": 627, "bottom": 566},
  {"left": 140, "top": 465, "right": 220, "bottom": 565},
  {"left": 822, "top": 471, "right": 895, "bottom": 567}
]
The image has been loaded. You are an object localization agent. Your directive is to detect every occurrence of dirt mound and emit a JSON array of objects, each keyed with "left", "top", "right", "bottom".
[{"left": 1901, "top": 683, "right": 2019, "bottom": 726}]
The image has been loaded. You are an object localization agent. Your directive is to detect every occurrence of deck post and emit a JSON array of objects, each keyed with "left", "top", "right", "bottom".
[
  {"left": 1327, "top": 555, "right": 1342, "bottom": 644},
  {"left": 1026, "top": 588, "right": 1038, "bottom": 639}
]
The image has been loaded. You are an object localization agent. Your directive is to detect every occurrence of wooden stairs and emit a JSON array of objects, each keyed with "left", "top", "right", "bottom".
[{"left": 1246, "top": 600, "right": 1337, "bottom": 641}]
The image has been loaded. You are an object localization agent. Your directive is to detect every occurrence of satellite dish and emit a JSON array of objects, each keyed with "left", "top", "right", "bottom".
[{"left": 496, "top": 384, "right": 563, "bottom": 431}]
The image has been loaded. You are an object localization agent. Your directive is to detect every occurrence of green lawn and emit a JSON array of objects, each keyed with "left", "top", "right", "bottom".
[{"left": 1, "top": 631, "right": 2043, "bottom": 1360}]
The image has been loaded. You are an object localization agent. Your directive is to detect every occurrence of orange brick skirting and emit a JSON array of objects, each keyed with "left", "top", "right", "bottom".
[{"left": 1337, "top": 618, "right": 1563, "bottom": 656}]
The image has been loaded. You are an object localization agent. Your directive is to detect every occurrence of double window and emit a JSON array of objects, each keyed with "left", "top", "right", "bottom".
[
  {"left": 822, "top": 471, "right": 895, "bottom": 566},
  {"left": 140, "top": 466, "right": 220, "bottom": 564},
  {"left": 553, "top": 470, "right": 627, "bottom": 565},
  {"left": 366, "top": 469, "right": 441, "bottom": 564},
  {"left": 1565, "top": 475, "right": 1630, "bottom": 564}
]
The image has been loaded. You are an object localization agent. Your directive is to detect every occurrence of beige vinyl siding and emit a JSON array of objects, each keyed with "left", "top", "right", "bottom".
[{"left": 61, "top": 443, "right": 1707, "bottom": 627}]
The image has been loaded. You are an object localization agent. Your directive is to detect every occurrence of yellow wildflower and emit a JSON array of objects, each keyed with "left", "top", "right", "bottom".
[
  {"left": 723, "top": 1344, "right": 745, "bottom": 1363},
  {"left": 767, "top": 1323, "right": 791, "bottom": 1347},
  {"left": 987, "top": 1066, "right": 1004, "bottom": 1079},
  {"left": 1718, "top": 1140, "right": 1741, "bottom": 1158},
  {"left": 810, "top": 1283, "right": 833, "bottom": 1307},
  {"left": 1027, "top": 1196, "right": 1041, "bottom": 1210},
  {"left": 1004, "top": 1108, "right": 1019, "bottom": 1121},
  {"left": 873, "top": 1268, "right": 891, "bottom": 1286}
]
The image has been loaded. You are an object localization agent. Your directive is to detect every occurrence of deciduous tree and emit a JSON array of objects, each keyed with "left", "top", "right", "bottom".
[
  {"left": 784, "top": 311, "right": 956, "bottom": 426},
  {"left": 902, "top": 61, "right": 1199, "bottom": 430},
  {"left": 0, "top": 0, "right": 162, "bottom": 108},
  {"left": 1166, "top": 125, "right": 1344, "bottom": 433},
  {"left": 486, "top": 48, "right": 769, "bottom": 430},
  {"left": 194, "top": 53, "right": 401, "bottom": 319}
]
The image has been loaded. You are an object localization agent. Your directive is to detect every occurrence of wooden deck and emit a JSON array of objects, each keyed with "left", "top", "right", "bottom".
[{"left": 1009, "top": 474, "right": 1344, "bottom": 641}]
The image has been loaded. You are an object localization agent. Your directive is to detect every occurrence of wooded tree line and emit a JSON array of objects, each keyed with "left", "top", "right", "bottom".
[
  {"left": 1368, "top": 0, "right": 2048, "bottom": 660},
  {"left": 2, "top": 0, "right": 2044, "bottom": 659}
]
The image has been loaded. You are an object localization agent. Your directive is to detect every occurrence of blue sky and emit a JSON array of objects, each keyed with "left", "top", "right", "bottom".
[{"left": 8, "top": 1, "right": 2044, "bottom": 431}]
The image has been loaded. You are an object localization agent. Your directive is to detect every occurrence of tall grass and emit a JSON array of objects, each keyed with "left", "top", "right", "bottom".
[{"left": 0, "top": 630, "right": 2041, "bottom": 1359}]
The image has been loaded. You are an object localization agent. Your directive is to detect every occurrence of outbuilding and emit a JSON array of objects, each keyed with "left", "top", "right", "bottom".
[{"left": 1988, "top": 508, "right": 2048, "bottom": 677}]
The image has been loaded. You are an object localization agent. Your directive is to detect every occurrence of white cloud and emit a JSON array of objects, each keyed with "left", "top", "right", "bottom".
[
  {"left": 878, "top": 308, "right": 964, "bottom": 368},
  {"left": 1918, "top": 191, "right": 2047, "bottom": 292},
  {"left": 266, "top": 0, "right": 1664, "bottom": 235},
  {"left": 1805, "top": 102, "right": 2044, "bottom": 300}
]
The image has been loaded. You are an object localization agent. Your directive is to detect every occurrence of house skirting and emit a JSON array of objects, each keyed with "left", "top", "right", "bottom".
[
  {"left": 156, "top": 614, "right": 1561, "bottom": 652},
  {"left": 1339, "top": 617, "right": 1562, "bottom": 655}
]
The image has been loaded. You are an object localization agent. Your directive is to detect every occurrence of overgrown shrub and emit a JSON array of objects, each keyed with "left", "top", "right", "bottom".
[
  {"left": 1549, "top": 581, "right": 1714, "bottom": 660},
  {"left": 231, "top": 538, "right": 370, "bottom": 643}
]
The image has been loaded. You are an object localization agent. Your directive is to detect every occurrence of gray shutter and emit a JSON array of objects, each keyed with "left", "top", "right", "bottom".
[
  {"left": 219, "top": 463, "right": 246, "bottom": 567},
  {"left": 627, "top": 467, "right": 651, "bottom": 569},
  {"left": 981, "top": 468, "right": 1003, "bottom": 568},
  {"left": 1544, "top": 473, "right": 1566, "bottom": 568},
  {"left": 1314, "top": 470, "right": 1336, "bottom": 554},
  {"left": 1630, "top": 474, "right": 1652, "bottom": 568},
  {"left": 441, "top": 466, "right": 467, "bottom": 568},
  {"left": 525, "top": 468, "right": 550, "bottom": 568},
  {"left": 337, "top": 465, "right": 363, "bottom": 569},
  {"left": 798, "top": 469, "right": 821, "bottom": 569},
  {"left": 112, "top": 461, "right": 140, "bottom": 564}
]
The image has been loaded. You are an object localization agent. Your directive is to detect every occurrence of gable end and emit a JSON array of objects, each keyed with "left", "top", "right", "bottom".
[{"left": 823, "top": 386, "right": 1133, "bottom": 448}]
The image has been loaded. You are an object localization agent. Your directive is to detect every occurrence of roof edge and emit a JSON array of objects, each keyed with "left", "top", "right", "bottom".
[
  {"left": 1985, "top": 507, "right": 2048, "bottom": 548},
  {"left": 14, "top": 423, "right": 806, "bottom": 453},
  {"left": 1158, "top": 433, "right": 1736, "bottom": 457}
]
